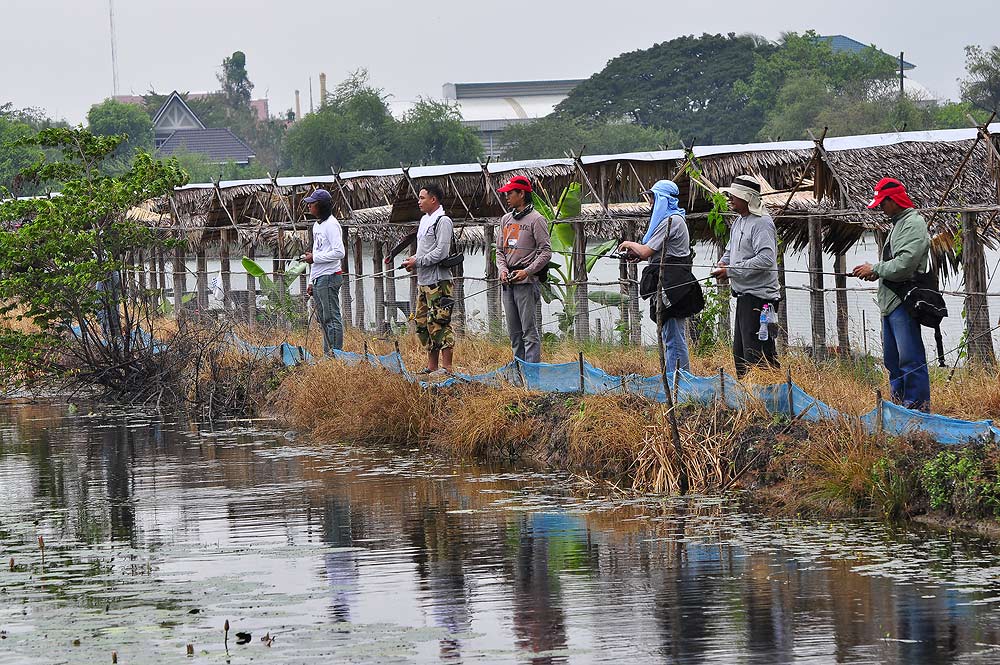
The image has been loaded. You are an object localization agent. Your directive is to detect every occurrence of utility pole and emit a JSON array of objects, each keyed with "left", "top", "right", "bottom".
[
  {"left": 108, "top": 0, "right": 120, "bottom": 95},
  {"left": 899, "top": 51, "right": 905, "bottom": 98}
]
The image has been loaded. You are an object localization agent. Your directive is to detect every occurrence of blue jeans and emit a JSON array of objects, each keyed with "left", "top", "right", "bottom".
[
  {"left": 661, "top": 317, "right": 690, "bottom": 378},
  {"left": 313, "top": 274, "right": 344, "bottom": 354},
  {"left": 882, "top": 305, "right": 930, "bottom": 411}
]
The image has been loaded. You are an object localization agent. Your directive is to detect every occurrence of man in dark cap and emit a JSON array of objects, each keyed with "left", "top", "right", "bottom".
[
  {"left": 302, "top": 189, "right": 346, "bottom": 353},
  {"left": 853, "top": 178, "right": 931, "bottom": 411}
]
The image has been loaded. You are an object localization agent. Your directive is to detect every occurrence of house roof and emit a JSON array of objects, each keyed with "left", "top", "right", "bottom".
[
  {"left": 818, "top": 35, "right": 915, "bottom": 70},
  {"left": 152, "top": 91, "right": 206, "bottom": 130},
  {"left": 157, "top": 128, "right": 255, "bottom": 164}
]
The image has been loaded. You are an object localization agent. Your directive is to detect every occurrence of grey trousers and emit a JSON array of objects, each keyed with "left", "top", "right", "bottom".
[
  {"left": 502, "top": 281, "right": 542, "bottom": 363},
  {"left": 313, "top": 273, "right": 344, "bottom": 354}
]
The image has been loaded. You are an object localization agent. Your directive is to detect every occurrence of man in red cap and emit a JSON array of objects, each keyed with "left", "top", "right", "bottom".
[
  {"left": 852, "top": 178, "right": 931, "bottom": 411},
  {"left": 495, "top": 175, "right": 552, "bottom": 364}
]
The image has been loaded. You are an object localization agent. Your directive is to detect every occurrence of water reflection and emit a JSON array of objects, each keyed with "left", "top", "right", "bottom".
[{"left": 2, "top": 400, "right": 1000, "bottom": 664}]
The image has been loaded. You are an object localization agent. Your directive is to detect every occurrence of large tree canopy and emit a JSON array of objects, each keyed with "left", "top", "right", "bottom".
[
  {"left": 554, "top": 33, "right": 774, "bottom": 145},
  {"left": 87, "top": 98, "right": 154, "bottom": 163},
  {"left": 499, "top": 117, "right": 673, "bottom": 161},
  {"left": 282, "top": 71, "right": 482, "bottom": 174},
  {"left": 961, "top": 45, "right": 1000, "bottom": 113}
]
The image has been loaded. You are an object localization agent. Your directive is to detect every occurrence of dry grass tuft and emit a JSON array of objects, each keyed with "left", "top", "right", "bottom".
[
  {"left": 273, "top": 359, "right": 434, "bottom": 446},
  {"left": 566, "top": 394, "right": 652, "bottom": 479},
  {"left": 438, "top": 384, "right": 551, "bottom": 459}
]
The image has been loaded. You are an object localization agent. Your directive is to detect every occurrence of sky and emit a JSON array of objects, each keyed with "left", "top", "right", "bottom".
[{"left": 2, "top": 0, "right": 995, "bottom": 124}]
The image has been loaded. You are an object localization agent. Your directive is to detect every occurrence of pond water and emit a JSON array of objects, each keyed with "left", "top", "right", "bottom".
[{"left": 2, "top": 400, "right": 1000, "bottom": 664}]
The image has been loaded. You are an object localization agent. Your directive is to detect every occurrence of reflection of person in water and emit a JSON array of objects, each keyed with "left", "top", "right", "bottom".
[
  {"left": 321, "top": 497, "right": 360, "bottom": 623},
  {"left": 403, "top": 504, "right": 472, "bottom": 661},
  {"left": 509, "top": 513, "right": 570, "bottom": 663}
]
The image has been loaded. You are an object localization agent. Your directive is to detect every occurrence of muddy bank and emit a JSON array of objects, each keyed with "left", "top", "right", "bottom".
[{"left": 272, "top": 359, "right": 1000, "bottom": 534}]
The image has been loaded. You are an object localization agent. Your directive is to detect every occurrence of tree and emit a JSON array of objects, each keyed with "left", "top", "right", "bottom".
[
  {"left": 0, "top": 108, "right": 43, "bottom": 197},
  {"left": 0, "top": 126, "right": 187, "bottom": 392},
  {"left": 960, "top": 45, "right": 1000, "bottom": 113},
  {"left": 737, "top": 31, "right": 898, "bottom": 140},
  {"left": 499, "top": 117, "right": 674, "bottom": 161},
  {"left": 396, "top": 99, "right": 483, "bottom": 165},
  {"left": 87, "top": 98, "right": 154, "bottom": 163},
  {"left": 555, "top": 33, "right": 774, "bottom": 145},
  {"left": 218, "top": 51, "right": 253, "bottom": 110}
]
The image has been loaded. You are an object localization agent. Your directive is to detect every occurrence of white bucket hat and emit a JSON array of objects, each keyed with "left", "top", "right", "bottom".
[{"left": 719, "top": 175, "right": 766, "bottom": 216}]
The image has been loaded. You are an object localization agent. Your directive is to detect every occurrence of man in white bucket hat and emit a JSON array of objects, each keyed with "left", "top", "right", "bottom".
[{"left": 712, "top": 175, "right": 781, "bottom": 376}]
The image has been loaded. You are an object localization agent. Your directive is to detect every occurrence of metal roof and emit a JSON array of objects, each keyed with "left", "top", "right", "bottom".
[
  {"left": 818, "top": 35, "right": 915, "bottom": 70},
  {"left": 443, "top": 79, "right": 585, "bottom": 100}
]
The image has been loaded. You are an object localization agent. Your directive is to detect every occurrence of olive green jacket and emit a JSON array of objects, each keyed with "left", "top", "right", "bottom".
[{"left": 873, "top": 208, "right": 930, "bottom": 315}]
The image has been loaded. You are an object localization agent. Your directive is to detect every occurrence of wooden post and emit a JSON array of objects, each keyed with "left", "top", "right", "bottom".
[
  {"left": 409, "top": 236, "right": 418, "bottom": 334},
  {"left": 136, "top": 249, "right": 147, "bottom": 294},
  {"left": 572, "top": 221, "right": 590, "bottom": 339},
  {"left": 452, "top": 248, "right": 465, "bottom": 337},
  {"left": 354, "top": 236, "right": 365, "bottom": 329},
  {"left": 338, "top": 226, "right": 352, "bottom": 328},
  {"left": 274, "top": 227, "right": 286, "bottom": 302},
  {"left": 484, "top": 222, "right": 500, "bottom": 333},
  {"left": 962, "top": 211, "right": 996, "bottom": 367},
  {"left": 834, "top": 253, "right": 851, "bottom": 358},
  {"left": 786, "top": 367, "right": 795, "bottom": 422},
  {"left": 172, "top": 237, "right": 186, "bottom": 319},
  {"left": 776, "top": 240, "right": 789, "bottom": 352},
  {"left": 672, "top": 360, "right": 680, "bottom": 404},
  {"left": 578, "top": 352, "right": 585, "bottom": 394},
  {"left": 807, "top": 216, "right": 827, "bottom": 360},
  {"left": 220, "top": 229, "right": 232, "bottom": 310},
  {"left": 716, "top": 244, "right": 731, "bottom": 343},
  {"left": 719, "top": 367, "right": 726, "bottom": 405},
  {"left": 618, "top": 252, "right": 630, "bottom": 343},
  {"left": 385, "top": 245, "right": 398, "bottom": 329},
  {"left": 196, "top": 246, "right": 209, "bottom": 313},
  {"left": 627, "top": 222, "right": 641, "bottom": 345},
  {"left": 875, "top": 389, "right": 884, "bottom": 433},
  {"left": 157, "top": 247, "right": 167, "bottom": 300},
  {"left": 246, "top": 244, "right": 257, "bottom": 322},
  {"left": 655, "top": 261, "right": 688, "bottom": 495},
  {"left": 373, "top": 241, "right": 386, "bottom": 333}
]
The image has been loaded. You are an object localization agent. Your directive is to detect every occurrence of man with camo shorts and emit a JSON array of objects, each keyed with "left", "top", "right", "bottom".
[{"left": 401, "top": 183, "right": 456, "bottom": 377}]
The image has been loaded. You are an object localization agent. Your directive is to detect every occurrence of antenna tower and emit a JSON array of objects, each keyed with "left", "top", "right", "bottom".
[{"left": 108, "top": 0, "right": 120, "bottom": 95}]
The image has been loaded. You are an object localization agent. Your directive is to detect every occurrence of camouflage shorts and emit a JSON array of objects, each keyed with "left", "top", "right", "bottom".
[{"left": 414, "top": 281, "right": 455, "bottom": 351}]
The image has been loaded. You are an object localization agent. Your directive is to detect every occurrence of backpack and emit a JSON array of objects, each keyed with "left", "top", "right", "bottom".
[
  {"left": 431, "top": 214, "right": 464, "bottom": 269},
  {"left": 881, "top": 237, "right": 947, "bottom": 366}
]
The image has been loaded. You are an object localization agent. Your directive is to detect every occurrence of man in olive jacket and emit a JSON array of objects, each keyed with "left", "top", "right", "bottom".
[{"left": 853, "top": 178, "right": 931, "bottom": 411}]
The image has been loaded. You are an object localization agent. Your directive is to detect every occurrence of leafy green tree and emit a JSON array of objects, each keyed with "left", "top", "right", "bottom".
[
  {"left": 396, "top": 99, "right": 482, "bottom": 165},
  {"left": 218, "top": 50, "right": 253, "bottom": 110},
  {"left": 500, "top": 117, "right": 674, "bottom": 161},
  {"left": 960, "top": 45, "right": 1000, "bottom": 113},
  {"left": 282, "top": 70, "right": 400, "bottom": 173},
  {"left": 555, "top": 33, "right": 774, "bottom": 145},
  {"left": 87, "top": 98, "right": 154, "bottom": 161},
  {"left": 738, "top": 31, "right": 898, "bottom": 140},
  {"left": 0, "top": 126, "right": 187, "bottom": 390},
  {"left": 0, "top": 111, "right": 43, "bottom": 196}
]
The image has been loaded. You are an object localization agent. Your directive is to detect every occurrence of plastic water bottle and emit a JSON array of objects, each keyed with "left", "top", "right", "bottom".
[{"left": 758, "top": 304, "right": 769, "bottom": 341}]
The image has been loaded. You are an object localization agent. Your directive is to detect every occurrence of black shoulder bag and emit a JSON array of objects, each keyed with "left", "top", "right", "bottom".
[
  {"left": 432, "top": 215, "right": 464, "bottom": 269},
  {"left": 881, "top": 236, "right": 948, "bottom": 366}
]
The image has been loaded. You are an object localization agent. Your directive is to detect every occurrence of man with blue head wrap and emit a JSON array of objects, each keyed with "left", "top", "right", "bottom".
[{"left": 619, "top": 180, "right": 703, "bottom": 377}]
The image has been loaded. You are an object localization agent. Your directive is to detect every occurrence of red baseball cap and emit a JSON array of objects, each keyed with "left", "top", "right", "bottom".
[
  {"left": 867, "top": 177, "right": 914, "bottom": 209},
  {"left": 497, "top": 175, "right": 532, "bottom": 193}
]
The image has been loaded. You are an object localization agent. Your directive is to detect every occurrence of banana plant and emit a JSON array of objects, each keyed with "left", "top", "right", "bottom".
[
  {"left": 241, "top": 256, "right": 309, "bottom": 319},
  {"left": 531, "top": 183, "right": 621, "bottom": 335}
]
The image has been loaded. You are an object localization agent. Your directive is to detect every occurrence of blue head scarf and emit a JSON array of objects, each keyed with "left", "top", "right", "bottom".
[{"left": 641, "top": 180, "right": 685, "bottom": 245}]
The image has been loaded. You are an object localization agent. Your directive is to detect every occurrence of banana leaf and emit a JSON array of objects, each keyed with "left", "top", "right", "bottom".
[
  {"left": 241, "top": 256, "right": 274, "bottom": 289},
  {"left": 285, "top": 260, "right": 309, "bottom": 278},
  {"left": 588, "top": 290, "right": 629, "bottom": 307},
  {"left": 585, "top": 239, "right": 620, "bottom": 273},
  {"left": 555, "top": 183, "right": 582, "bottom": 219},
  {"left": 531, "top": 192, "right": 554, "bottom": 221}
]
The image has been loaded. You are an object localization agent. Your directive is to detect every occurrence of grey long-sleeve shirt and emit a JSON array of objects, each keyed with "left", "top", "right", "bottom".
[
  {"left": 720, "top": 213, "right": 780, "bottom": 301},
  {"left": 415, "top": 212, "right": 454, "bottom": 286}
]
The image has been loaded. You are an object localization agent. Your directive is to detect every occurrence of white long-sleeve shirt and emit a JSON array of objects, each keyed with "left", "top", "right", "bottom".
[{"left": 310, "top": 216, "right": 345, "bottom": 282}]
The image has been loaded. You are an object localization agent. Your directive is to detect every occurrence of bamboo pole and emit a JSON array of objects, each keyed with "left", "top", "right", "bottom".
[
  {"left": 373, "top": 241, "right": 386, "bottom": 333},
  {"left": 196, "top": 246, "right": 209, "bottom": 313},
  {"left": 776, "top": 240, "right": 789, "bottom": 352},
  {"left": 354, "top": 236, "right": 366, "bottom": 330},
  {"left": 479, "top": 160, "right": 506, "bottom": 332},
  {"left": 807, "top": 216, "right": 826, "bottom": 360},
  {"left": 246, "top": 244, "right": 257, "bottom": 321},
  {"left": 834, "top": 253, "right": 850, "bottom": 358},
  {"left": 220, "top": 228, "right": 231, "bottom": 310},
  {"left": 962, "top": 211, "right": 996, "bottom": 366},
  {"left": 385, "top": 244, "right": 398, "bottom": 328},
  {"left": 172, "top": 238, "right": 185, "bottom": 319},
  {"left": 578, "top": 352, "right": 585, "bottom": 394},
  {"left": 786, "top": 367, "right": 795, "bottom": 422},
  {"left": 655, "top": 255, "right": 688, "bottom": 495},
  {"left": 340, "top": 225, "right": 353, "bottom": 328}
]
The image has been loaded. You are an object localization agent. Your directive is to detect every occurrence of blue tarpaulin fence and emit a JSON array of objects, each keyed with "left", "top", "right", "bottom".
[{"left": 107, "top": 326, "right": 998, "bottom": 446}]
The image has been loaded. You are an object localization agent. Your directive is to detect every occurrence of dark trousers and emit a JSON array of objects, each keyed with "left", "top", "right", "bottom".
[{"left": 733, "top": 294, "right": 779, "bottom": 377}]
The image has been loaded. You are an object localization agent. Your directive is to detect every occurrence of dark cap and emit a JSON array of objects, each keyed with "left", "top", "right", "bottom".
[{"left": 303, "top": 189, "right": 333, "bottom": 204}]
